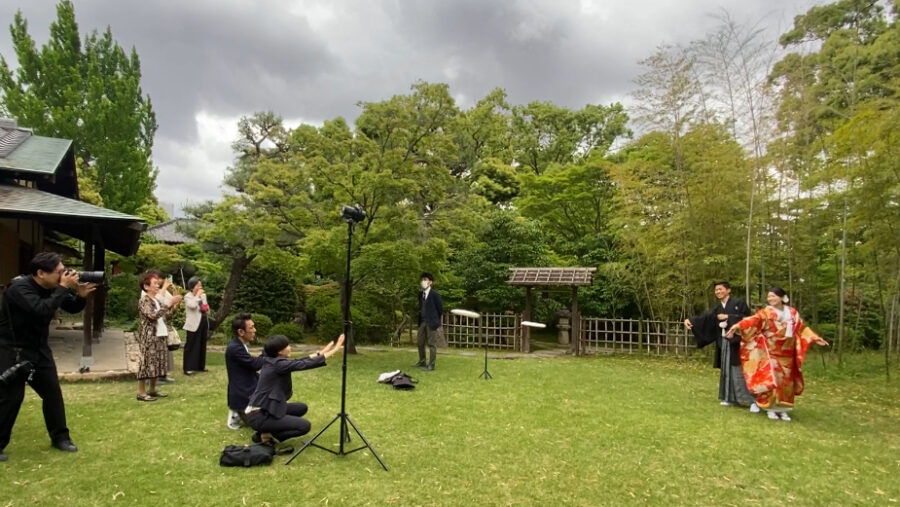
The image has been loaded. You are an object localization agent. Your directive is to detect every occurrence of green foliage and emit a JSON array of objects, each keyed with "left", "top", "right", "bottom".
[
  {"left": 225, "top": 312, "right": 272, "bottom": 339},
  {"left": 0, "top": 1, "right": 157, "bottom": 214},
  {"left": 268, "top": 322, "right": 303, "bottom": 343},
  {"left": 105, "top": 273, "right": 139, "bottom": 323},
  {"left": 303, "top": 283, "right": 342, "bottom": 342},
  {"left": 455, "top": 209, "right": 548, "bottom": 312},
  {"left": 232, "top": 263, "right": 299, "bottom": 324},
  {"left": 510, "top": 100, "right": 630, "bottom": 175}
]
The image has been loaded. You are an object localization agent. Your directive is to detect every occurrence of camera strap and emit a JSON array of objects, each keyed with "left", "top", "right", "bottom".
[
  {"left": 3, "top": 286, "right": 36, "bottom": 383},
  {"left": 3, "top": 284, "right": 26, "bottom": 362}
]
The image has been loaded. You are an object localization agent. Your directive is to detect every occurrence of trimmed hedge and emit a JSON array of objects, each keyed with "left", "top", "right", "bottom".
[
  {"left": 269, "top": 322, "right": 303, "bottom": 343},
  {"left": 225, "top": 313, "right": 273, "bottom": 339}
]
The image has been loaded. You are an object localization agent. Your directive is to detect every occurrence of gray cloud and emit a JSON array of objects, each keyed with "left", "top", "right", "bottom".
[{"left": 1, "top": 0, "right": 826, "bottom": 213}]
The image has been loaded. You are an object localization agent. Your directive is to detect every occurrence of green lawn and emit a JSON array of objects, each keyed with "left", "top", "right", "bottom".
[{"left": 2, "top": 348, "right": 899, "bottom": 506}]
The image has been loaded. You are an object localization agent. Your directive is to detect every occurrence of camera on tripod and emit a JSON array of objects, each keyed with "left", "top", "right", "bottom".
[
  {"left": 0, "top": 360, "right": 33, "bottom": 386},
  {"left": 64, "top": 270, "right": 106, "bottom": 285},
  {"left": 340, "top": 204, "right": 366, "bottom": 224}
]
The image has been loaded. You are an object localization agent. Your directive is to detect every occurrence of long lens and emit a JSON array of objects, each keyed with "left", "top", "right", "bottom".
[{"left": 77, "top": 271, "right": 106, "bottom": 284}]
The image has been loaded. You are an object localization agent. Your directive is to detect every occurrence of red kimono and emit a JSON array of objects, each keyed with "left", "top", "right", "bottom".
[{"left": 735, "top": 306, "right": 821, "bottom": 410}]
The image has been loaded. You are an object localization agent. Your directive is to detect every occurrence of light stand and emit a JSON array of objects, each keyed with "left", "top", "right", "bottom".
[
  {"left": 286, "top": 208, "right": 388, "bottom": 471},
  {"left": 451, "top": 309, "right": 491, "bottom": 380},
  {"left": 479, "top": 318, "right": 492, "bottom": 380}
]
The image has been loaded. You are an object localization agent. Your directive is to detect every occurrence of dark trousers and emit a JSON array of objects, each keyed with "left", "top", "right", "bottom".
[
  {"left": 248, "top": 403, "right": 311, "bottom": 442},
  {"left": 417, "top": 322, "right": 440, "bottom": 367},
  {"left": 0, "top": 350, "right": 70, "bottom": 450},
  {"left": 183, "top": 316, "right": 209, "bottom": 373}
]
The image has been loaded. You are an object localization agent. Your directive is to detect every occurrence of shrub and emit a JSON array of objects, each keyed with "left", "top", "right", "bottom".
[
  {"left": 304, "top": 283, "right": 342, "bottom": 341},
  {"left": 233, "top": 264, "right": 299, "bottom": 323},
  {"left": 269, "top": 322, "right": 303, "bottom": 343},
  {"left": 226, "top": 312, "right": 273, "bottom": 339},
  {"left": 106, "top": 273, "right": 140, "bottom": 323}
]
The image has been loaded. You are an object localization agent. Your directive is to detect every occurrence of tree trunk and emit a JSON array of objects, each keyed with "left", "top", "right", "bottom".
[{"left": 211, "top": 252, "right": 256, "bottom": 331}]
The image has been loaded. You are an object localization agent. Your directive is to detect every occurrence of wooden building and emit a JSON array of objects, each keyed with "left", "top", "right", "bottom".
[{"left": 0, "top": 119, "right": 145, "bottom": 361}]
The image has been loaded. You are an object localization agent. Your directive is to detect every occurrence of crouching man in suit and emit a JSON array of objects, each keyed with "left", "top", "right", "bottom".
[{"left": 224, "top": 313, "right": 263, "bottom": 429}]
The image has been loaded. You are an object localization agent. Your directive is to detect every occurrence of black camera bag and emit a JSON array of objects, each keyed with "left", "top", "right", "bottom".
[{"left": 219, "top": 443, "right": 275, "bottom": 467}]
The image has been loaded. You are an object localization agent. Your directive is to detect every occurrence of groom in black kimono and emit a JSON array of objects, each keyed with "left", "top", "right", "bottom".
[{"left": 684, "top": 281, "right": 757, "bottom": 411}]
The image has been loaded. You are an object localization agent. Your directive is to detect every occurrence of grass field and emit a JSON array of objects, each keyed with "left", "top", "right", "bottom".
[{"left": 1, "top": 347, "right": 898, "bottom": 506}]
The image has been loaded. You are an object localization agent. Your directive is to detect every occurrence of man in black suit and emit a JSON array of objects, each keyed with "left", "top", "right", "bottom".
[
  {"left": 414, "top": 272, "right": 443, "bottom": 371},
  {"left": 685, "top": 281, "right": 757, "bottom": 411},
  {"left": 0, "top": 252, "right": 96, "bottom": 461},
  {"left": 224, "top": 313, "right": 263, "bottom": 429}
]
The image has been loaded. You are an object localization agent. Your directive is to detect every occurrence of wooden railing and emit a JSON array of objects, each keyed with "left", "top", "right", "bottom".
[
  {"left": 392, "top": 312, "right": 520, "bottom": 350},
  {"left": 393, "top": 314, "right": 706, "bottom": 358},
  {"left": 580, "top": 317, "right": 698, "bottom": 357}
]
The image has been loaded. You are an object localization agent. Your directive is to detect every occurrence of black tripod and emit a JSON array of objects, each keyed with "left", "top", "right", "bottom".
[{"left": 285, "top": 214, "right": 388, "bottom": 471}]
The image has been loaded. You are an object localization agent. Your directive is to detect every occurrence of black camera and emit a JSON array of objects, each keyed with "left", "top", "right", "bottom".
[
  {"left": 65, "top": 270, "right": 106, "bottom": 284},
  {"left": 0, "top": 360, "right": 33, "bottom": 386},
  {"left": 340, "top": 204, "right": 366, "bottom": 224}
]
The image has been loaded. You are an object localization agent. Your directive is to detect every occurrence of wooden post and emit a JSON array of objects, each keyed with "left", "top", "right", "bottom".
[
  {"left": 572, "top": 287, "right": 580, "bottom": 356},
  {"left": 92, "top": 244, "right": 105, "bottom": 341},
  {"left": 81, "top": 239, "right": 93, "bottom": 361},
  {"left": 523, "top": 286, "right": 533, "bottom": 353}
]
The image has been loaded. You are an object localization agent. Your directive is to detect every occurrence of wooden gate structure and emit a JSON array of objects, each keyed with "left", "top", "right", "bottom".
[{"left": 507, "top": 267, "right": 596, "bottom": 354}]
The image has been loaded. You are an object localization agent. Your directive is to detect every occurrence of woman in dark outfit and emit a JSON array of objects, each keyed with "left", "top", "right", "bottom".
[{"left": 246, "top": 334, "right": 344, "bottom": 445}]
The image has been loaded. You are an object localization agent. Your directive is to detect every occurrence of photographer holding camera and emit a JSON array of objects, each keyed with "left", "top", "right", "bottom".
[{"left": 0, "top": 252, "right": 97, "bottom": 462}]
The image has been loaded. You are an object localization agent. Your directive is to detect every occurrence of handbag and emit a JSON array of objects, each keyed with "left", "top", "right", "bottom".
[
  {"left": 166, "top": 329, "right": 182, "bottom": 351},
  {"left": 219, "top": 444, "right": 275, "bottom": 467}
]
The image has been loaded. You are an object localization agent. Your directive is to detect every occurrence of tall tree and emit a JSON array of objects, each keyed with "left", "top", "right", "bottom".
[
  {"left": 0, "top": 1, "right": 157, "bottom": 214},
  {"left": 510, "top": 101, "right": 629, "bottom": 176},
  {"left": 770, "top": 0, "right": 895, "bottom": 355}
]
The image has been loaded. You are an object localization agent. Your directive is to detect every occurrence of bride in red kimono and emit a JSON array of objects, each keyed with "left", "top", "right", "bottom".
[{"left": 726, "top": 287, "right": 829, "bottom": 422}]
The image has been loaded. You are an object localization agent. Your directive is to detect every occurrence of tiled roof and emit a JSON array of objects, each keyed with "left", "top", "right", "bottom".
[
  {"left": 0, "top": 129, "right": 72, "bottom": 175},
  {"left": 145, "top": 218, "right": 198, "bottom": 244},
  {"left": 0, "top": 126, "right": 32, "bottom": 158},
  {"left": 0, "top": 184, "right": 141, "bottom": 221},
  {"left": 0, "top": 183, "right": 146, "bottom": 255},
  {"left": 507, "top": 267, "right": 597, "bottom": 286}
]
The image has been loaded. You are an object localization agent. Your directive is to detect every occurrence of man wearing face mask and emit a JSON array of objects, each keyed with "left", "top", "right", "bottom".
[{"left": 414, "top": 272, "right": 443, "bottom": 371}]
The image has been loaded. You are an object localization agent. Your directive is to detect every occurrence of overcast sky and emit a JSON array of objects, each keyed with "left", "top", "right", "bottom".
[{"left": 0, "top": 0, "right": 826, "bottom": 215}]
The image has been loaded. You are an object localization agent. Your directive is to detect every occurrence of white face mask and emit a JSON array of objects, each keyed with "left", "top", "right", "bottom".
[{"left": 420, "top": 280, "right": 430, "bottom": 290}]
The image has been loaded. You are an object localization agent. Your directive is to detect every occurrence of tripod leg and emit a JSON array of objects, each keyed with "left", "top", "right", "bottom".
[
  {"left": 480, "top": 345, "right": 492, "bottom": 380},
  {"left": 284, "top": 413, "right": 340, "bottom": 465},
  {"left": 344, "top": 415, "right": 389, "bottom": 471}
]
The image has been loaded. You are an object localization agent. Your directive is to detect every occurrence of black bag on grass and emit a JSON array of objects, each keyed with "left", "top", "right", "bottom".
[
  {"left": 391, "top": 372, "right": 418, "bottom": 390},
  {"left": 219, "top": 443, "right": 275, "bottom": 467}
]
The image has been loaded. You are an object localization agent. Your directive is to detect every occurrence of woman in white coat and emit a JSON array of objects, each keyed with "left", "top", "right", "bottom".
[{"left": 182, "top": 276, "right": 210, "bottom": 375}]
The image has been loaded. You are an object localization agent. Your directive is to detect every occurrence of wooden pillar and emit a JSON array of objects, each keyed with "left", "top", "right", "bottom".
[
  {"left": 82, "top": 239, "right": 93, "bottom": 361},
  {"left": 572, "top": 287, "right": 580, "bottom": 356},
  {"left": 92, "top": 245, "right": 105, "bottom": 341},
  {"left": 523, "top": 286, "right": 533, "bottom": 353}
]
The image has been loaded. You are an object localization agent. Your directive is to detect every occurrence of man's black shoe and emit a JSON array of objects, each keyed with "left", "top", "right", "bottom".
[
  {"left": 251, "top": 432, "right": 261, "bottom": 444},
  {"left": 0, "top": 449, "right": 7, "bottom": 461},
  {"left": 412, "top": 361, "right": 426, "bottom": 367},
  {"left": 423, "top": 365, "right": 435, "bottom": 371},
  {"left": 52, "top": 440, "right": 78, "bottom": 452}
]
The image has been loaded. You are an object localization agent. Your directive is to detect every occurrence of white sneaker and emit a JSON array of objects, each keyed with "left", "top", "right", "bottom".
[
  {"left": 720, "top": 401, "right": 733, "bottom": 406},
  {"left": 767, "top": 410, "right": 779, "bottom": 420},
  {"left": 226, "top": 410, "right": 242, "bottom": 430},
  {"left": 749, "top": 403, "right": 760, "bottom": 413},
  {"left": 778, "top": 412, "right": 791, "bottom": 422}
]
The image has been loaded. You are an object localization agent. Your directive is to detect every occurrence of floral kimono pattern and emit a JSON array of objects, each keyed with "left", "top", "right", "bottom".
[{"left": 735, "top": 306, "right": 821, "bottom": 410}]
